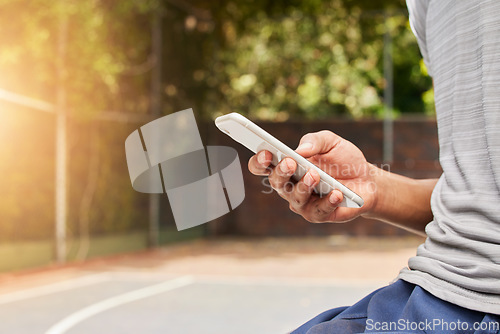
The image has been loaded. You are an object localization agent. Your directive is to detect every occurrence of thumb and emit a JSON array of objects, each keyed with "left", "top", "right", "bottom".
[{"left": 295, "top": 130, "right": 342, "bottom": 158}]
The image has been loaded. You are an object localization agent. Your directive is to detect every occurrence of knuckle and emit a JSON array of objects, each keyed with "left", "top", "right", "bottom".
[
  {"left": 293, "top": 196, "right": 306, "bottom": 206},
  {"left": 314, "top": 200, "right": 335, "bottom": 217},
  {"left": 301, "top": 132, "right": 315, "bottom": 142},
  {"left": 314, "top": 205, "right": 330, "bottom": 217}
]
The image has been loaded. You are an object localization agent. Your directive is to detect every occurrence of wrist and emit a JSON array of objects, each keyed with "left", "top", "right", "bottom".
[
  {"left": 359, "top": 165, "right": 435, "bottom": 236},
  {"left": 360, "top": 163, "right": 387, "bottom": 219}
]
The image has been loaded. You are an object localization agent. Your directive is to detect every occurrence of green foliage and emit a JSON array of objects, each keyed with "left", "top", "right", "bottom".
[
  {"left": 209, "top": 2, "right": 382, "bottom": 119},
  {"left": 168, "top": 0, "right": 433, "bottom": 120},
  {"left": 0, "top": 0, "right": 156, "bottom": 119}
]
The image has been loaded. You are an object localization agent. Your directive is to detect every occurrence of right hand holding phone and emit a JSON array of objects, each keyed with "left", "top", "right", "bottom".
[{"left": 248, "top": 130, "right": 377, "bottom": 223}]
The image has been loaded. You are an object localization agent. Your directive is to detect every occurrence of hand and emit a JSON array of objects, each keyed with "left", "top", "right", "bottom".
[{"left": 248, "top": 130, "right": 377, "bottom": 223}]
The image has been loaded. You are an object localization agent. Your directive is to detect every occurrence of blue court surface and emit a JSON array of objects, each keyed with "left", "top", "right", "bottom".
[{"left": 0, "top": 271, "right": 380, "bottom": 334}]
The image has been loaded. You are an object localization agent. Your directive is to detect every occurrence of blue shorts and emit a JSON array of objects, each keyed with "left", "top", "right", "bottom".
[{"left": 291, "top": 280, "right": 500, "bottom": 334}]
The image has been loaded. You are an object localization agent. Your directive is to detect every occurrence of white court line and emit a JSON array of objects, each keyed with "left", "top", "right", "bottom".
[
  {"left": 105, "top": 271, "right": 388, "bottom": 287},
  {"left": 0, "top": 273, "right": 111, "bottom": 305},
  {"left": 44, "top": 275, "right": 195, "bottom": 334}
]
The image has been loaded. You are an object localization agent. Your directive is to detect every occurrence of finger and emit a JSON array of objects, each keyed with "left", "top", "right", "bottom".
[
  {"left": 304, "top": 189, "right": 344, "bottom": 222},
  {"left": 295, "top": 130, "right": 342, "bottom": 158},
  {"left": 248, "top": 150, "right": 273, "bottom": 176},
  {"left": 268, "top": 157, "right": 297, "bottom": 194},
  {"left": 289, "top": 168, "right": 320, "bottom": 208}
]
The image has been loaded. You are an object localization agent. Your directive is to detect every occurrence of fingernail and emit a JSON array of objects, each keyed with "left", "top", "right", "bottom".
[
  {"left": 304, "top": 171, "right": 315, "bottom": 187},
  {"left": 329, "top": 192, "right": 342, "bottom": 204},
  {"left": 296, "top": 142, "right": 313, "bottom": 151},
  {"left": 280, "top": 159, "right": 290, "bottom": 174},
  {"left": 257, "top": 151, "right": 266, "bottom": 164}
]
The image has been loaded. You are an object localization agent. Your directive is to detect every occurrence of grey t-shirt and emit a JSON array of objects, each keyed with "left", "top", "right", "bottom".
[{"left": 399, "top": 0, "right": 500, "bottom": 314}]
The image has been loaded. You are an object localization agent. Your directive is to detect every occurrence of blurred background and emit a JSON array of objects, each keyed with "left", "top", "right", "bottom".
[
  {"left": 0, "top": 0, "right": 440, "bottom": 271},
  {"left": 0, "top": 0, "right": 441, "bottom": 289}
]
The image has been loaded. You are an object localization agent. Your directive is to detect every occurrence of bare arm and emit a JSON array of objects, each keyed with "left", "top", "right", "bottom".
[
  {"left": 248, "top": 130, "right": 437, "bottom": 236},
  {"left": 363, "top": 165, "right": 437, "bottom": 236}
]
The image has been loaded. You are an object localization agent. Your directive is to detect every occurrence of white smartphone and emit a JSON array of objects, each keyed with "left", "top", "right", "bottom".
[{"left": 215, "top": 112, "right": 364, "bottom": 208}]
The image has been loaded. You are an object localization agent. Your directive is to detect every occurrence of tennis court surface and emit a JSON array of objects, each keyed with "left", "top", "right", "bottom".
[{"left": 0, "top": 237, "right": 422, "bottom": 334}]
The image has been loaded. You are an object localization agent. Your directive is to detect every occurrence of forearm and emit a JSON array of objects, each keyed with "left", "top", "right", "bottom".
[{"left": 362, "top": 164, "right": 438, "bottom": 236}]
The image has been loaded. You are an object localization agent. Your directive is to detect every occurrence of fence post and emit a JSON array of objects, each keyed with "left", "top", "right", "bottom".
[
  {"left": 383, "top": 12, "right": 394, "bottom": 164},
  {"left": 148, "top": 8, "right": 163, "bottom": 247},
  {"left": 55, "top": 4, "right": 68, "bottom": 263}
]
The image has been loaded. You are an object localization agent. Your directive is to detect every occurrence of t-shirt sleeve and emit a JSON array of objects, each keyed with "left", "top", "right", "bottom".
[{"left": 406, "top": 0, "right": 433, "bottom": 76}]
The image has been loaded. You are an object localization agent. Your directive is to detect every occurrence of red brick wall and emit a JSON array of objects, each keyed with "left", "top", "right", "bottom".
[{"left": 203, "top": 118, "right": 441, "bottom": 237}]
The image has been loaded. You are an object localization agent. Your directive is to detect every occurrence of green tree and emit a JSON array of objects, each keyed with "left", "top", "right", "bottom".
[{"left": 161, "top": 0, "right": 432, "bottom": 120}]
